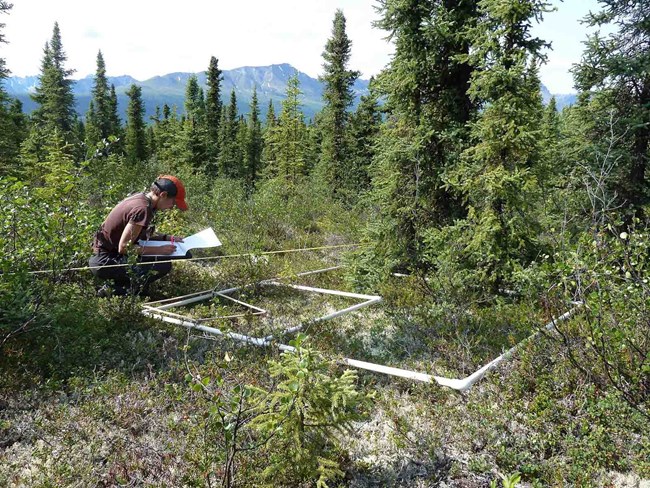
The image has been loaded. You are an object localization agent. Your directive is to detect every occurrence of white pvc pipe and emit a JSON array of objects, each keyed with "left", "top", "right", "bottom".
[
  {"left": 268, "top": 282, "right": 380, "bottom": 301},
  {"left": 214, "top": 292, "right": 267, "bottom": 314},
  {"left": 142, "top": 266, "right": 579, "bottom": 391},
  {"left": 143, "top": 311, "right": 271, "bottom": 347},
  {"left": 268, "top": 297, "right": 382, "bottom": 338},
  {"left": 342, "top": 358, "right": 437, "bottom": 383},
  {"left": 147, "top": 266, "right": 341, "bottom": 311},
  {"left": 143, "top": 306, "right": 578, "bottom": 392},
  {"left": 435, "top": 307, "right": 579, "bottom": 392},
  {"left": 145, "top": 285, "right": 243, "bottom": 311}
]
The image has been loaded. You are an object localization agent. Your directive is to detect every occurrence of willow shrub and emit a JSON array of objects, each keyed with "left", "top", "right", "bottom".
[{"left": 544, "top": 218, "right": 650, "bottom": 419}]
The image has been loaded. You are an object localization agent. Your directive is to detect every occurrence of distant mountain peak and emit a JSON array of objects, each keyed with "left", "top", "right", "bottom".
[{"left": 3, "top": 64, "right": 576, "bottom": 122}]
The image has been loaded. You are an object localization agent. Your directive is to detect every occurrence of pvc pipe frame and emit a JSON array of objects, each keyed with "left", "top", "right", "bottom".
[{"left": 142, "top": 267, "right": 579, "bottom": 392}]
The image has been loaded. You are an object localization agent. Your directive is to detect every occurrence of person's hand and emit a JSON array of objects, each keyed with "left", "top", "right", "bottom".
[{"left": 155, "top": 244, "right": 177, "bottom": 255}]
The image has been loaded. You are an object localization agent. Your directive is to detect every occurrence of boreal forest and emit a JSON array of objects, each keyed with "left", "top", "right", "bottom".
[{"left": 1, "top": 0, "right": 648, "bottom": 486}]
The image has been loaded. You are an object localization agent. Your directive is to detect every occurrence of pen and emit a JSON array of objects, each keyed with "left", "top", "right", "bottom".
[{"left": 170, "top": 235, "right": 175, "bottom": 245}]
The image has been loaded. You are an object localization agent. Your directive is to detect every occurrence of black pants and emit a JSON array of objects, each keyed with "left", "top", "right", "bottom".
[{"left": 89, "top": 252, "right": 173, "bottom": 296}]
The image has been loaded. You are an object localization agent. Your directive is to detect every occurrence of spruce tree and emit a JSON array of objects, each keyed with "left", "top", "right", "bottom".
[
  {"left": 0, "top": 1, "right": 23, "bottom": 175},
  {"left": 357, "top": 0, "right": 478, "bottom": 282},
  {"left": 538, "top": 96, "right": 561, "bottom": 189},
  {"left": 21, "top": 22, "right": 79, "bottom": 175},
  {"left": 262, "top": 100, "right": 277, "bottom": 169},
  {"left": 318, "top": 9, "right": 360, "bottom": 197},
  {"left": 453, "top": 0, "right": 549, "bottom": 291},
  {"left": 108, "top": 84, "right": 121, "bottom": 139},
  {"left": 0, "top": 1, "right": 9, "bottom": 81},
  {"left": 206, "top": 56, "right": 223, "bottom": 173},
  {"left": 184, "top": 74, "right": 208, "bottom": 168},
  {"left": 124, "top": 84, "right": 148, "bottom": 163},
  {"left": 266, "top": 100, "right": 276, "bottom": 127},
  {"left": 245, "top": 87, "right": 263, "bottom": 187},
  {"left": 348, "top": 83, "right": 381, "bottom": 193},
  {"left": 90, "top": 51, "right": 112, "bottom": 140},
  {"left": 235, "top": 115, "right": 249, "bottom": 180},
  {"left": 573, "top": 0, "right": 650, "bottom": 212},
  {"left": 217, "top": 90, "right": 242, "bottom": 177},
  {"left": 264, "top": 75, "right": 308, "bottom": 183},
  {"left": 30, "top": 22, "right": 76, "bottom": 136},
  {"left": 84, "top": 99, "right": 101, "bottom": 158},
  {"left": 152, "top": 104, "right": 186, "bottom": 164}
]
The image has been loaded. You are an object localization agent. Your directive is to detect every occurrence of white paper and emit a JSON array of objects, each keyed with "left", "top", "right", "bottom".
[{"left": 139, "top": 227, "right": 222, "bottom": 257}]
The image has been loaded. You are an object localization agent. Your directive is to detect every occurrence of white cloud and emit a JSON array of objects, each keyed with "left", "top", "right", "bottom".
[
  {"left": 3, "top": 0, "right": 602, "bottom": 93},
  {"left": 3, "top": 0, "right": 394, "bottom": 80}
]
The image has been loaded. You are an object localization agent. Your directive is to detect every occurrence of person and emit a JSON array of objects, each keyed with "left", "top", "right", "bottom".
[{"left": 89, "top": 175, "right": 189, "bottom": 297}]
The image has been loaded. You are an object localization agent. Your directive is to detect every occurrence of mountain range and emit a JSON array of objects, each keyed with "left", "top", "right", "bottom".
[{"left": 3, "top": 63, "right": 576, "bottom": 123}]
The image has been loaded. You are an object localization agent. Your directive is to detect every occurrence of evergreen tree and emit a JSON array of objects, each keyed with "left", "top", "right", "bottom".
[
  {"left": 7, "top": 99, "right": 27, "bottom": 154},
  {"left": 108, "top": 84, "right": 122, "bottom": 139},
  {"left": 184, "top": 74, "right": 208, "bottom": 168},
  {"left": 205, "top": 56, "right": 223, "bottom": 173},
  {"left": 262, "top": 100, "right": 277, "bottom": 168},
  {"left": 318, "top": 9, "right": 360, "bottom": 197},
  {"left": 84, "top": 99, "right": 101, "bottom": 158},
  {"left": 303, "top": 119, "right": 322, "bottom": 176},
  {"left": 357, "top": 0, "right": 478, "bottom": 282},
  {"left": 264, "top": 75, "right": 308, "bottom": 183},
  {"left": 184, "top": 74, "right": 204, "bottom": 121},
  {"left": 235, "top": 115, "right": 249, "bottom": 180},
  {"left": 572, "top": 0, "right": 650, "bottom": 212},
  {"left": 348, "top": 83, "right": 382, "bottom": 193},
  {"left": 152, "top": 105, "right": 186, "bottom": 164},
  {"left": 266, "top": 100, "right": 276, "bottom": 128},
  {"left": 217, "top": 90, "right": 241, "bottom": 177},
  {"left": 30, "top": 22, "right": 76, "bottom": 136},
  {"left": 124, "top": 84, "right": 148, "bottom": 163},
  {"left": 90, "top": 51, "right": 112, "bottom": 140},
  {"left": 452, "top": 0, "right": 549, "bottom": 291},
  {"left": 245, "top": 87, "right": 263, "bottom": 187},
  {"left": 538, "top": 96, "right": 561, "bottom": 189},
  {"left": 0, "top": 1, "right": 9, "bottom": 81},
  {"left": 0, "top": 1, "right": 23, "bottom": 174}
]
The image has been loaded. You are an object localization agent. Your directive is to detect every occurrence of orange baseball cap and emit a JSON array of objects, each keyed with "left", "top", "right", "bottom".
[{"left": 155, "top": 175, "right": 188, "bottom": 211}]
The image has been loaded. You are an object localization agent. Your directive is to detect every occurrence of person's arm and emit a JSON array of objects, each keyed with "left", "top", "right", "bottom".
[
  {"left": 148, "top": 234, "right": 185, "bottom": 243},
  {"left": 118, "top": 222, "right": 177, "bottom": 256}
]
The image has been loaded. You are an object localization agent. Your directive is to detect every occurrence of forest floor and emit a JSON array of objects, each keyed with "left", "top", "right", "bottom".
[{"left": 1, "top": 256, "right": 649, "bottom": 487}]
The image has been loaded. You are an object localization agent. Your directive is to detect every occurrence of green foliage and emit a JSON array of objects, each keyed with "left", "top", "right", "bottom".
[
  {"left": 85, "top": 50, "right": 118, "bottom": 158},
  {"left": 218, "top": 90, "right": 243, "bottom": 177},
  {"left": 183, "top": 74, "right": 208, "bottom": 168},
  {"left": 151, "top": 105, "right": 188, "bottom": 165},
  {"left": 490, "top": 472, "right": 521, "bottom": 488},
  {"left": 544, "top": 221, "right": 650, "bottom": 418},
  {"left": 30, "top": 22, "right": 77, "bottom": 137},
  {"left": 244, "top": 87, "right": 263, "bottom": 188},
  {"left": 572, "top": 0, "right": 650, "bottom": 209},
  {"left": 347, "top": 83, "right": 381, "bottom": 195},
  {"left": 0, "top": 3, "right": 25, "bottom": 175},
  {"left": 445, "top": 0, "right": 549, "bottom": 292},
  {"left": 124, "top": 84, "right": 148, "bottom": 164},
  {"left": 354, "top": 0, "right": 478, "bottom": 285},
  {"left": 263, "top": 74, "right": 310, "bottom": 186},
  {"left": 317, "top": 9, "right": 360, "bottom": 199},
  {"left": 2, "top": 8, "right": 650, "bottom": 487},
  {"left": 250, "top": 334, "right": 370, "bottom": 486},
  {"left": 205, "top": 56, "right": 223, "bottom": 173}
]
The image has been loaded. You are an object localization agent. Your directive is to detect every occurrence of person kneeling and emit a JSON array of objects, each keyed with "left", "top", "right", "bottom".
[{"left": 89, "top": 175, "right": 189, "bottom": 297}]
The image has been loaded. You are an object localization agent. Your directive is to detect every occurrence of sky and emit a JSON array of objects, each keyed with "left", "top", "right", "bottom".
[{"left": 2, "top": 0, "right": 603, "bottom": 94}]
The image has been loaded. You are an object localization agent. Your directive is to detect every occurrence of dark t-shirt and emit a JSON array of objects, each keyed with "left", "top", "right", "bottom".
[{"left": 93, "top": 193, "right": 154, "bottom": 254}]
